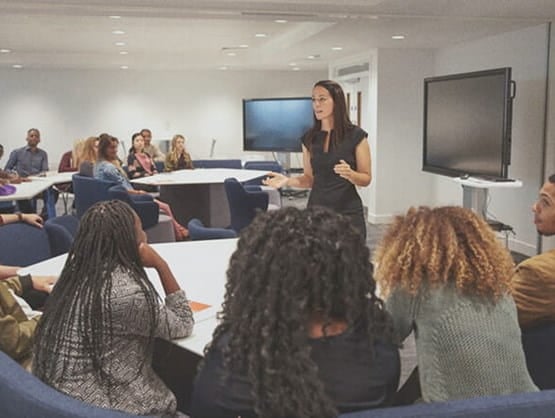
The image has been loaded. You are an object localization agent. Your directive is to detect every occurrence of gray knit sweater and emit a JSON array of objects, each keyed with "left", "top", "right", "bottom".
[{"left": 385, "top": 282, "right": 537, "bottom": 402}]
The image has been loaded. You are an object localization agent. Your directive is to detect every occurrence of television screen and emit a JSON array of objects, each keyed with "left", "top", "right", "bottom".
[
  {"left": 243, "top": 97, "right": 313, "bottom": 152},
  {"left": 423, "top": 67, "right": 513, "bottom": 179}
]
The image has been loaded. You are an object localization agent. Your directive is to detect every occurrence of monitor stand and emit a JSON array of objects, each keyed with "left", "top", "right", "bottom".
[{"left": 275, "top": 152, "right": 291, "bottom": 171}]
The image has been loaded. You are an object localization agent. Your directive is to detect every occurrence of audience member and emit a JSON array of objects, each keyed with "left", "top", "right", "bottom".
[
  {"left": 512, "top": 174, "right": 555, "bottom": 328},
  {"left": 94, "top": 135, "right": 188, "bottom": 239},
  {"left": 191, "top": 207, "right": 400, "bottom": 418},
  {"left": 141, "top": 128, "right": 165, "bottom": 162},
  {"left": 4, "top": 128, "right": 53, "bottom": 215},
  {"left": 127, "top": 132, "right": 158, "bottom": 178},
  {"left": 374, "top": 206, "right": 537, "bottom": 403},
  {"left": 33, "top": 200, "right": 194, "bottom": 417},
  {"left": 165, "top": 134, "right": 193, "bottom": 171},
  {"left": 78, "top": 136, "right": 99, "bottom": 176},
  {"left": 58, "top": 139, "right": 83, "bottom": 172},
  {"left": 0, "top": 268, "right": 56, "bottom": 369}
]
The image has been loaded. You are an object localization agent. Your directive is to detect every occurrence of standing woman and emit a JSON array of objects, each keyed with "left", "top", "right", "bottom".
[
  {"left": 264, "top": 80, "right": 371, "bottom": 238},
  {"left": 127, "top": 132, "right": 158, "bottom": 179},
  {"left": 165, "top": 134, "right": 194, "bottom": 172},
  {"left": 33, "top": 200, "right": 194, "bottom": 417}
]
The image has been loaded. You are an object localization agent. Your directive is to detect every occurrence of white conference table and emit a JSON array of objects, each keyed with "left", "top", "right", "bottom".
[
  {"left": 0, "top": 171, "right": 76, "bottom": 218},
  {"left": 131, "top": 168, "right": 269, "bottom": 228},
  {"left": 19, "top": 238, "right": 238, "bottom": 356}
]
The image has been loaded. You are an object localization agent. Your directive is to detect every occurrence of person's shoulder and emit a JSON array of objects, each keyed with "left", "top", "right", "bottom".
[
  {"left": 517, "top": 250, "right": 555, "bottom": 274},
  {"left": 347, "top": 125, "right": 368, "bottom": 142}
]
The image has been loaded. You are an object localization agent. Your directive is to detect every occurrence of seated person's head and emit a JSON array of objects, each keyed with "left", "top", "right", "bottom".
[
  {"left": 532, "top": 174, "right": 555, "bottom": 236},
  {"left": 214, "top": 206, "right": 392, "bottom": 417},
  {"left": 97, "top": 135, "right": 119, "bottom": 162},
  {"left": 375, "top": 206, "right": 514, "bottom": 300}
]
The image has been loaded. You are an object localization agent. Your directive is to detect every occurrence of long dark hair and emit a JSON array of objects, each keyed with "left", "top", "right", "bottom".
[
  {"left": 305, "top": 79, "right": 355, "bottom": 150},
  {"left": 129, "top": 132, "right": 142, "bottom": 154},
  {"left": 208, "top": 206, "right": 395, "bottom": 418},
  {"left": 33, "top": 200, "right": 159, "bottom": 391},
  {"left": 97, "top": 134, "right": 118, "bottom": 161}
]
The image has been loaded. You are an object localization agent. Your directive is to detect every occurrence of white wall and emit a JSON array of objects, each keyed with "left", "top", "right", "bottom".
[
  {"left": 370, "top": 48, "right": 436, "bottom": 222},
  {"left": 432, "top": 24, "right": 549, "bottom": 255},
  {"left": 0, "top": 69, "right": 325, "bottom": 168}
]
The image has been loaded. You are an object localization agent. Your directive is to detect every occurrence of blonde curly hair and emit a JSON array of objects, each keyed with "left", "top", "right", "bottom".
[{"left": 374, "top": 206, "right": 514, "bottom": 300}]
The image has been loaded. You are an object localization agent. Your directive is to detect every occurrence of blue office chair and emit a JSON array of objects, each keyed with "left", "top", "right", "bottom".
[
  {"left": 522, "top": 321, "right": 555, "bottom": 390},
  {"left": 154, "top": 161, "right": 165, "bottom": 173},
  {"left": 193, "top": 159, "right": 242, "bottom": 169},
  {"left": 72, "top": 174, "right": 117, "bottom": 218},
  {"left": 224, "top": 177, "right": 268, "bottom": 233},
  {"left": 0, "top": 222, "right": 53, "bottom": 266},
  {"left": 44, "top": 215, "right": 79, "bottom": 256},
  {"left": 107, "top": 185, "right": 159, "bottom": 230},
  {"left": 0, "top": 350, "right": 144, "bottom": 418},
  {"left": 187, "top": 218, "right": 237, "bottom": 241}
]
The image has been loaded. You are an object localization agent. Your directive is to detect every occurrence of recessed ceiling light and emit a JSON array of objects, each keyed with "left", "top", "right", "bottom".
[
  {"left": 255, "top": 33, "right": 267, "bottom": 38},
  {"left": 109, "top": 15, "right": 121, "bottom": 19},
  {"left": 112, "top": 30, "right": 125, "bottom": 35},
  {"left": 120, "top": 65, "right": 129, "bottom": 70},
  {"left": 288, "top": 62, "right": 297, "bottom": 66},
  {"left": 119, "top": 51, "right": 128, "bottom": 55},
  {"left": 292, "top": 67, "right": 300, "bottom": 71},
  {"left": 0, "top": 48, "right": 11, "bottom": 53},
  {"left": 12, "top": 64, "right": 23, "bottom": 69},
  {"left": 392, "top": 35, "right": 405, "bottom": 40},
  {"left": 238, "top": 44, "right": 249, "bottom": 48},
  {"left": 331, "top": 46, "right": 343, "bottom": 51},
  {"left": 307, "top": 55, "right": 316, "bottom": 59},
  {"left": 274, "top": 19, "right": 288, "bottom": 24},
  {"left": 226, "top": 52, "right": 236, "bottom": 57},
  {"left": 115, "top": 42, "right": 126, "bottom": 47},
  {"left": 218, "top": 66, "right": 228, "bottom": 70}
]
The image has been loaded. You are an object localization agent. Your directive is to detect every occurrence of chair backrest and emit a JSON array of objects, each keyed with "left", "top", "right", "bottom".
[
  {"left": 0, "top": 350, "right": 142, "bottom": 418},
  {"left": 193, "top": 159, "right": 242, "bottom": 169},
  {"left": 224, "top": 177, "right": 268, "bottom": 233},
  {"left": 244, "top": 160, "right": 283, "bottom": 173},
  {"left": 44, "top": 221, "right": 74, "bottom": 256},
  {"left": 522, "top": 321, "right": 555, "bottom": 390},
  {"left": 187, "top": 218, "right": 237, "bottom": 241},
  {"left": 154, "top": 161, "right": 165, "bottom": 172},
  {"left": 0, "top": 223, "right": 52, "bottom": 266},
  {"left": 72, "top": 174, "right": 116, "bottom": 218},
  {"left": 107, "top": 186, "right": 159, "bottom": 230},
  {"left": 45, "top": 215, "right": 79, "bottom": 238}
]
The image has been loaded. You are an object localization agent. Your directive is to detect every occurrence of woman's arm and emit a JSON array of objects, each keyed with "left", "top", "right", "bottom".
[
  {"left": 384, "top": 288, "right": 418, "bottom": 342},
  {"left": 333, "top": 137, "right": 372, "bottom": 186},
  {"left": 0, "top": 213, "right": 43, "bottom": 228},
  {"left": 262, "top": 145, "right": 314, "bottom": 189}
]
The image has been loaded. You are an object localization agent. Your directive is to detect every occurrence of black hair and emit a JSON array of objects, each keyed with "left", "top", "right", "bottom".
[
  {"left": 33, "top": 200, "right": 159, "bottom": 393},
  {"left": 548, "top": 174, "right": 555, "bottom": 184},
  {"left": 305, "top": 79, "right": 354, "bottom": 151},
  {"left": 129, "top": 132, "right": 143, "bottom": 154},
  {"left": 208, "top": 206, "right": 395, "bottom": 418}
]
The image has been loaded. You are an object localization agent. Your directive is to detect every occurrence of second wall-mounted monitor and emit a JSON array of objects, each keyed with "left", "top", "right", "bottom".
[
  {"left": 423, "top": 67, "right": 515, "bottom": 180},
  {"left": 243, "top": 97, "right": 314, "bottom": 152}
]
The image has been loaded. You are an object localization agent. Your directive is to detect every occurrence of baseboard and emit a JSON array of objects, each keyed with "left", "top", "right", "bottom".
[{"left": 367, "top": 212, "right": 395, "bottom": 225}]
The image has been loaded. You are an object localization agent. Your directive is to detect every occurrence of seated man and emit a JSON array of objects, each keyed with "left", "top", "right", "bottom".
[
  {"left": 512, "top": 174, "right": 555, "bottom": 328},
  {"left": 0, "top": 266, "right": 56, "bottom": 369}
]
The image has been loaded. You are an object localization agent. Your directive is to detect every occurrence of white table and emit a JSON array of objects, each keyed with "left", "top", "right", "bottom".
[
  {"left": 19, "top": 238, "right": 237, "bottom": 356},
  {"left": 131, "top": 168, "right": 269, "bottom": 227}
]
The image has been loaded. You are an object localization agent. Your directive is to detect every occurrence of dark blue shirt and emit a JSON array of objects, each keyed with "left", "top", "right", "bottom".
[{"left": 4, "top": 146, "right": 48, "bottom": 177}]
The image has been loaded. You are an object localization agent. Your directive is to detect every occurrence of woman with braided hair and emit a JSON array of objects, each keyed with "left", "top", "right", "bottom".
[
  {"left": 191, "top": 206, "right": 400, "bottom": 418},
  {"left": 33, "top": 200, "right": 194, "bottom": 417},
  {"left": 374, "top": 206, "right": 537, "bottom": 404}
]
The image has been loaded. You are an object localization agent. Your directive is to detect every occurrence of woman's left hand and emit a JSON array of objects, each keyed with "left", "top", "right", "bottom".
[{"left": 334, "top": 159, "right": 354, "bottom": 182}]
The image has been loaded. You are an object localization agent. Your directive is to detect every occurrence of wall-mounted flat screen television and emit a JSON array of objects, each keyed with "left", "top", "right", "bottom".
[
  {"left": 243, "top": 97, "right": 313, "bottom": 152},
  {"left": 423, "top": 67, "right": 515, "bottom": 180}
]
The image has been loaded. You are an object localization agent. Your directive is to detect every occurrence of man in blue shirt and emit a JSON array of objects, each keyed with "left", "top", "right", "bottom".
[
  {"left": 4, "top": 129, "right": 48, "bottom": 177},
  {"left": 4, "top": 129, "right": 53, "bottom": 216}
]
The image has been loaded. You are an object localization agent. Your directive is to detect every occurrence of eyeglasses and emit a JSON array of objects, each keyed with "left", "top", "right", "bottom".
[{"left": 312, "top": 96, "right": 331, "bottom": 104}]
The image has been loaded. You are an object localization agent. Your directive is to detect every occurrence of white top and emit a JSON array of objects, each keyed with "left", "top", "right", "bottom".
[
  {"left": 131, "top": 168, "right": 269, "bottom": 186},
  {"left": 19, "top": 238, "right": 238, "bottom": 356}
]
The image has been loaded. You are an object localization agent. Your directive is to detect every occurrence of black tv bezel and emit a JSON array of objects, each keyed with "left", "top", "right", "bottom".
[
  {"left": 422, "top": 67, "right": 513, "bottom": 180},
  {"left": 242, "top": 96, "right": 312, "bottom": 153}
]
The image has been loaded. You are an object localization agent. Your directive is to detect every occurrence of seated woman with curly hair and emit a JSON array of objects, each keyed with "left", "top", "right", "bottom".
[
  {"left": 374, "top": 206, "right": 537, "bottom": 404},
  {"left": 191, "top": 206, "right": 400, "bottom": 418}
]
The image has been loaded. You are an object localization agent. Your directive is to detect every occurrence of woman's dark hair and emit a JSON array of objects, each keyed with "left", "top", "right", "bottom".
[
  {"left": 97, "top": 135, "right": 118, "bottom": 161},
  {"left": 129, "top": 132, "right": 143, "bottom": 154},
  {"left": 305, "top": 79, "right": 354, "bottom": 150},
  {"left": 208, "top": 206, "right": 395, "bottom": 418},
  {"left": 33, "top": 200, "right": 159, "bottom": 392}
]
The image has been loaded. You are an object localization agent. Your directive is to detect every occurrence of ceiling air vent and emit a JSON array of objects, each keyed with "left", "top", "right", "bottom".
[{"left": 337, "top": 63, "right": 369, "bottom": 77}]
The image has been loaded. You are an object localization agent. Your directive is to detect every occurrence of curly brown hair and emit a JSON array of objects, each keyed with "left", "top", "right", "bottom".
[{"left": 374, "top": 206, "right": 514, "bottom": 300}]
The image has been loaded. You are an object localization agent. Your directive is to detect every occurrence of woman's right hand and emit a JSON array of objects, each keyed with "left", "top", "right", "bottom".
[{"left": 262, "top": 172, "right": 289, "bottom": 189}]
